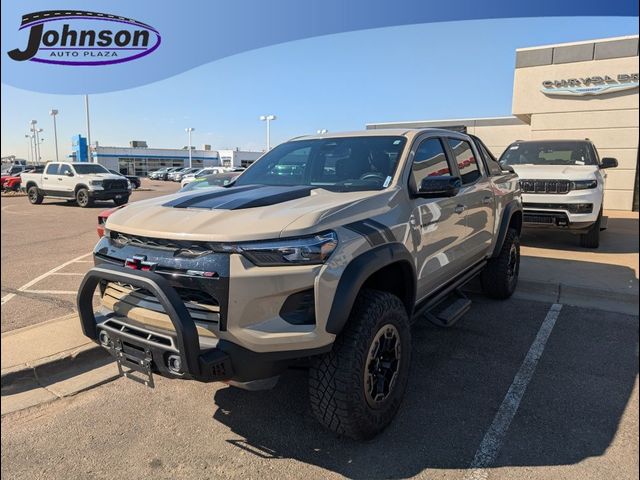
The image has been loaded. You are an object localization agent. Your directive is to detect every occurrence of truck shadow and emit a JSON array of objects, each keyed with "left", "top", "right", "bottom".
[
  {"left": 521, "top": 215, "right": 639, "bottom": 254},
  {"left": 212, "top": 297, "right": 638, "bottom": 478}
]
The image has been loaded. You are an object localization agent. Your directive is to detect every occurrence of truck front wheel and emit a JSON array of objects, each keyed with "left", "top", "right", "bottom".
[
  {"left": 579, "top": 211, "right": 601, "bottom": 249},
  {"left": 27, "top": 186, "right": 43, "bottom": 205},
  {"left": 309, "top": 289, "right": 411, "bottom": 440},
  {"left": 76, "top": 188, "right": 94, "bottom": 208}
]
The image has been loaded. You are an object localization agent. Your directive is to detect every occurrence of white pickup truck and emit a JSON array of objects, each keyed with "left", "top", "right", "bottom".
[{"left": 21, "top": 162, "right": 132, "bottom": 208}]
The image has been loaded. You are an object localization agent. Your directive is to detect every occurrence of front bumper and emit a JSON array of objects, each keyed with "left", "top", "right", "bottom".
[
  {"left": 89, "top": 189, "right": 131, "bottom": 200},
  {"left": 77, "top": 264, "right": 330, "bottom": 384},
  {"left": 521, "top": 190, "right": 601, "bottom": 230}
]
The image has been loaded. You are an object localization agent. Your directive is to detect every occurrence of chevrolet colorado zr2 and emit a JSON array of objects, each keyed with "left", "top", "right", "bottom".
[
  {"left": 77, "top": 129, "right": 522, "bottom": 439},
  {"left": 499, "top": 139, "right": 617, "bottom": 248}
]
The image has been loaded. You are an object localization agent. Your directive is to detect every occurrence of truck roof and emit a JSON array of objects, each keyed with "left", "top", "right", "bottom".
[{"left": 291, "top": 128, "right": 469, "bottom": 142}]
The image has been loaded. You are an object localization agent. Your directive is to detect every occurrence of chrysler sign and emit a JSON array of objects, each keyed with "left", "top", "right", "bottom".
[{"left": 541, "top": 73, "right": 639, "bottom": 96}]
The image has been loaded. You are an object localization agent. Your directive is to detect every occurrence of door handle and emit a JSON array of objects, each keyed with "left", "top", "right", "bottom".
[
  {"left": 454, "top": 204, "right": 466, "bottom": 214},
  {"left": 482, "top": 196, "right": 493, "bottom": 205},
  {"left": 43, "top": 177, "right": 48, "bottom": 180},
  {"left": 58, "top": 178, "right": 63, "bottom": 181}
]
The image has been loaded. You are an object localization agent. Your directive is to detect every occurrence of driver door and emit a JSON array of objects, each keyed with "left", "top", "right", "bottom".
[
  {"left": 407, "top": 135, "right": 470, "bottom": 300},
  {"left": 58, "top": 164, "right": 76, "bottom": 196}
]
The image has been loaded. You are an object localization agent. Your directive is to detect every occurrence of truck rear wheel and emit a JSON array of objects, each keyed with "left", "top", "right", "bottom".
[
  {"left": 76, "top": 188, "right": 94, "bottom": 208},
  {"left": 481, "top": 228, "right": 520, "bottom": 299},
  {"left": 27, "top": 186, "right": 43, "bottom": 205},
  {"left": 308, "top": 289, "right": 411, "bottom": 440}
]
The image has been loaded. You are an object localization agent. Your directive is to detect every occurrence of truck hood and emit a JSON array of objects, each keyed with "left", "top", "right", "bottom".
[
  {"left": 106, "top": 184, "right": 396, "bottom": 242},
  {"left": 77, "top": 173, "right": 125, "bottom": 181},
  {"left": 510, "top": 164, "right": 599, "bottom": 180}
]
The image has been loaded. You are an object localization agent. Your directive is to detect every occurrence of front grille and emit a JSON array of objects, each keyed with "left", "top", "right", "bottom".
[
  {"left": 520, "top": 179, "right": 570, "bottom": 194},
  {"left": 109, "top": 231, "right": 214, "bottom": 255},
  {"left": 103, "top": 179, "right": 129, "bottom": 191},
  {"left": 102, "top": 282, "right": 220, "bottom": 334}
]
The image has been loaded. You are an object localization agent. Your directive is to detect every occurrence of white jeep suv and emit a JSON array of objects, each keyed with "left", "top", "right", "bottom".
[{"left": 499, "top": 139, "right": 618, "bottom": 248}]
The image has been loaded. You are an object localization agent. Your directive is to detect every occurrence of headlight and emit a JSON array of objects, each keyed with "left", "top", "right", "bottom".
[
  {"left": 238, "top": 231, "right": 338, "bottom": 266},
  {"left": 89, "top": 180, "right": 103, "bottom": 186},
  {"left": 571, "top": 179, "right": 597, "bottom": 190},
  {"left": 126, "top": 180, "right": 132, "bottom": 189}
]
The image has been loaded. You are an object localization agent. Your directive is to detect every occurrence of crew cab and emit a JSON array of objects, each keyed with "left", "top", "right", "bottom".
[
  {"left": 22, "top": 162, "right": 132, "bottom": 207},
  {"left": 77, "top": 129, "right": 522, "bottom": 439},
  {"left": 499, "top": 139, "right": 617, "bottom": 248}
]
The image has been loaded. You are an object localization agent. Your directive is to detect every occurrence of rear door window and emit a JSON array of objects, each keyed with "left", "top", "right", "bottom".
[{"left": 447, "top": 139, "right": 482, "bottom": 184}]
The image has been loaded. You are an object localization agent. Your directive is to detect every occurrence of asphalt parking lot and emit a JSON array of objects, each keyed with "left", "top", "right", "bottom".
[
  {"left": 1, "top": 297, "right": 637, "bottom": 480},
  {"left": 0, "top": 180, "right": 181, "bottom": 332},
  {"left": 1, "top": 183, "right": 638, "bottom": 479}
]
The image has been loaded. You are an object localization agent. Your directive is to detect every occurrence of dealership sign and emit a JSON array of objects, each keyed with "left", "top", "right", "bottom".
[
  {"left": 541, "top": 73, "right": 639, "bottom": 96},
  {"left": 6, "top": 10, "right": 161, "bottom": 66}
]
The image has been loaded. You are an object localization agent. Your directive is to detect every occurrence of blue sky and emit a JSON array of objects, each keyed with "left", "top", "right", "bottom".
[{"left": 1, "top": 16, "right": 638, "bottom": 159}]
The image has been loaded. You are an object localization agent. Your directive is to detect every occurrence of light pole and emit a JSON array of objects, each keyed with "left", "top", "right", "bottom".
[
  {"left": 24, "top": 134, "right": 32, "bottom": 164},
  {"left": 84, "top": 95, "right": 93, "bottom": 162},
  {"left": 50, "top": 109, "right": 59, "bottom": 162},
  {"left": 259, "top": 114, "right": 276, "bottom": 150},
  {"left": 317, "top": 129, "right": 328, "bottom": 134},
  {"left": 185, "top": 128, "right": 195, "bottom": 168}
]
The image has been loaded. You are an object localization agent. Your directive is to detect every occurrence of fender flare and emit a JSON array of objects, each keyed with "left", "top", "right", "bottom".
[
  {"left": 74, "top": 183, "right": 90, "bottom": 194},
  {"left": 491, "top": 200, "right": 522, "bottom": 258},
  {"left": 325, "top": 242, "right": 416, "bottom": 335}
]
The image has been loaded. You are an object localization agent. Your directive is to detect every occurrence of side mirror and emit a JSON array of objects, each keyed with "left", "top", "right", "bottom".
[
  {"left": 64, "top": 170, "right": 74, "bottom": 177},
  {"left": 600, "top": 157, "right": 618, "bottom": 169},
  {"left": 417, "top": 176, "right": 462, "bottom": 198}
]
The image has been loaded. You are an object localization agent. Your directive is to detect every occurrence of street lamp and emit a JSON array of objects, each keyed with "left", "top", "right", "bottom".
[
  {"left": 317, "top": 129, "right": 328, "bottom": 134},
  {"left": 185, "top": 127, "right": 195, "bottom": 168},
  {"left": 24, "top": 134, "right": 32, "bottom": 164},
  {"left": 259, "top": 114, "right": 276, "bottom": 150},
  {"left": 50, "top": 109, "right": 59, "bottom": 162},
  {"left": 30, "top": 121, "right": 43, "bottom": 164}
]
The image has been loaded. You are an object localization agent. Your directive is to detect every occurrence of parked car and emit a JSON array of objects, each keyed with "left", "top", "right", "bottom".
[
  {"left": 148, "top": 168, "right": 169, "bottom": 180},
  {"left": 180, "top": 167, "right": 226, "bottom": 187},
  {"left": 108, "top": 169, "right": 141, "bottom": 189},
  {"left": 170, "top": 167, "right": 200, "bottom": 182},
  {"left": 179, "top": 172, "right": 240, "bottom": 191},
  {"left": 499, "top": 139, "right": 617, "bottom": 248},
  {"left": 97, "top": 205, "right": 127, "bottom": 237},
  {"left": 1, "top": 164, "right": 30, "bottom": 176},
  {"left": 158, "top": 167, "right": 182, "bottom": 181},
  {"left": 1, "top": 166, "right": 43, "bottom": 192},
  {"left": 22, "top": 162, "right": 131, "bottom": 207},
  {"left": 78, "top": 129, "right": 522, "bottom": 439}
]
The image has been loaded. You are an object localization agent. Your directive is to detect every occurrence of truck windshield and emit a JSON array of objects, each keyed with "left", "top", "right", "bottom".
[
  {"left": 499, "top": 141, "right": 596, "bottom": 167},
  {"left": 73, "top": 164, "right": 110, "bottom": 174},
  {"left": 234, "top": 136, "right": 406, "bottom": 192}
]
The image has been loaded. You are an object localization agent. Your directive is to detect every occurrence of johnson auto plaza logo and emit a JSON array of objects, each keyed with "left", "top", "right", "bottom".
[{"left": 7, "top": 10, "right": 161, "bottom": 66}]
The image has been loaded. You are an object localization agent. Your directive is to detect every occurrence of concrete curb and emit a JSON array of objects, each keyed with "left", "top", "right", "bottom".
[{"left": 1, "top": 344, "right": 117, "bottom": 416}]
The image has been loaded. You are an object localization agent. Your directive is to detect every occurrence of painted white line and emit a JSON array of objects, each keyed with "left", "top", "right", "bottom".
[
  {"left": 22, "top": 290, "right": 83, "bottom": 295},
  {"left": 464, "top": 303, "right": 563, "bottom": 480},
  {"left": 1, "top": 252, "right": 92, "bottom": 305}
]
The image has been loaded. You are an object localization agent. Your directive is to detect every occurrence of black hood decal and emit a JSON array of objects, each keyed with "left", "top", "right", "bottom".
[{"left": 164, "top": 185, "right": 315, "bottom": 210}]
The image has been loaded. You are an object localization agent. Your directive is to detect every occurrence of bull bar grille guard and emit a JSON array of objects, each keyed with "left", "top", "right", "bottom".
[{"left": 77, "top": 264, "right": 233, "bottom": 382}]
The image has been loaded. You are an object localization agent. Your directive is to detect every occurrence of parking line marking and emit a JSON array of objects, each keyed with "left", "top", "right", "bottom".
[
  {"left": 1, "top": 252, "right": 92, "bottom": 305},
  {"left": 464, "top": 303, "right": 563, "bottom": 480}
]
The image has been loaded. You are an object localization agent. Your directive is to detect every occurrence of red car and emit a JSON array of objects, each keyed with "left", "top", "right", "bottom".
[
  {"left": 1, "top": 174, "right": 22, "bottom": 192},
  {"left": 97, "top": 205, "right": 127, "bottom": 237}
]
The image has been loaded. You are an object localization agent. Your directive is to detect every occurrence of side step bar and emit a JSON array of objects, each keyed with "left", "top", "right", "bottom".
[{"left": 425, "top": 289, "right": 471, "bottom": 328}]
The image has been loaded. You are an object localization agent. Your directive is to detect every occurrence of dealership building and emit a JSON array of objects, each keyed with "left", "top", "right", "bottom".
[
  {"left": 69, "top": 136, "right": 263, "bottom": 176},
  {"left": 368, "top": 35, "right": 639, "bottom": 211}
]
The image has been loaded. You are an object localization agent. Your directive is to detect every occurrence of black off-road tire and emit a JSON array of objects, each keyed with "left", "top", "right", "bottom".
[
  {"left": 76, "top": 188, "right": 94, "bottom": 208},
  {"left": 27, "top": 186, "right": 43, "bottom": 205},
  {"left": 481, "top": 228, "right": 520, "bottom": 299},
  {"left": 579, "top": 212, "right": 601, "bottom": 249},
  {"left": 308, "top": 289, "right": 411, "bottom": 440},
  {"left": 113, "top": 195, "right": 129, "bottom": 206}
]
